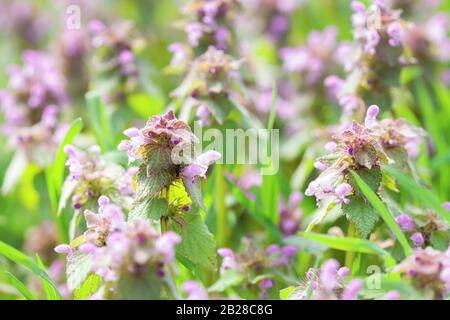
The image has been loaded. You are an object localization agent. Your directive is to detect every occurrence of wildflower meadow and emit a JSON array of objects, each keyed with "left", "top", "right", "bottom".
[{"left": 0, "top": 0, "right": 449, "bottom": 303}]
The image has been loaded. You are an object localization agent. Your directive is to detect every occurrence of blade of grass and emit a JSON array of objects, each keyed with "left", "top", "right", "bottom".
[
  {"left": 86, "top": 92, "right": 114, "bottom": 151},
  {"left": 0, "top": 241, "right": 60, "bottom": 293},
  {"left": 4, "top": 271, "right": 36, "bottom": 300},
  {"left": 46, "top": 117, "right": 83, "bottom": 213},
  {"left": 383, "top": 166, "right": 450, "bottom": 223},
  {"left": 301, "top": 232, "right": 389, "bottom": 256},
  {"left": 351, "top": 171, "right": 412, "bottom": 256},
  {"left": 267, "top": 83, "right": 277, "bottom": 131},
  {"left": 36, "top": 255, "right": 62, "bottom": 300}
]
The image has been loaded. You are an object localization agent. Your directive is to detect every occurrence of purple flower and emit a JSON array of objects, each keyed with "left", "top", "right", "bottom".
[
  {"left": 182, "top": 150, "right": 221, "bottom": 184},
  {"left": 410, "top": 232, "right": 424, "bottom": 247},
  {"left": 364, "top": 30, "right": 380, "bottom": 55},
  {"left": 155, "top": 231, "right": 181, "bottom": 263},
  {"left": 54, "top": 244, "right": 73, "bottom": 255},
  {"left": 320, "top": 259, "right": 339, "bottom": 290},
  {"left": 196, "top": 103, "right": 212, "bottom": 126},
  {"left": 341, "top": 279, "right": 362, "bottom": 300},
  {"left": 338, "top": 267, "right": 350, "bottom": 278},
  {"left": 384, "top": 290, "right": 400, "bottom": 300},
  {"left": 364, "top": 105, "right": 379, "bottom": 128},
  {"left": 395, "top": 214, "right": 415, "bottom": 232},
  {"left": 185, "top": 22, "right": 204, "bottom": 47},
  {"left": 218, "top": 248, "right": 238, "bottom": 273},
  {"left": 387, "top": 22, "right": 403, "bottom": 47},
  {"left": 335, "top": 183, "right": 352, "bottom": 204},
  {"left": 443, "top": 202, "right": 450, "bottom": 211},
  {"left": 258, "top": 278, "right": 274, "bottom": 298},
  {"left": 182, "top": 281, "right": 208, "bottom": 300}
]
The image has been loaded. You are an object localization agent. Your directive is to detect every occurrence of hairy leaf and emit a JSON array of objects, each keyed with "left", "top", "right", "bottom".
[{"left": 169, "top": 211, "right": 217, "bottom": 271}]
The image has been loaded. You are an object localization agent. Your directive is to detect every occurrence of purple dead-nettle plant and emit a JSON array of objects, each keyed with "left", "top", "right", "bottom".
[
  {"left": 240, "top": 0, "right": 306, "bottom": 44},
  {"left": 395, "top": 209, "right": 448, "bottom": 249},
  {"left": 118, "top": 110, "right": 220, "bottom": 273},
  {"left": 180, "top": 0, "right": 240, "bottom": 52},
  {"left": 306, "top": 105, "right": 425, "bottom": 237},
  {"left": 168, "top": 0, "right": 249, "bottom": 126},
  {"left": 393, "top": 247, "right": 450, "bottom": 299},
  {"left": 58, "top": 28, "right": 89, "bottom": 101},
  {"left": 278, "top": 191, "right": 303, "bottom": 236},
  {"left": 215, "top": 238, "right": 297, "bottom": 298},
  {"left": 59, "top": 144, "right": 137, "bottom": 215},
  {"left": 0, "top": 50, "right": 68, "bottom": 193},
  {"left": 56, "top": 196, "right": 181, "bottom": 299},
  {"left": 287, "top": 259, "right": 362, "bottom": 300},
  {"left": 0, "top": 2, "right": 49, "bottom": 49},
  {"left": 277, "top": 27, "right": 352, "bottom": 121},
  {"left": 325, "top": 0, "right": 415, "bottom": 118},
  {"left": 87, "top": 20, "right": 144, "bottom": 104}
]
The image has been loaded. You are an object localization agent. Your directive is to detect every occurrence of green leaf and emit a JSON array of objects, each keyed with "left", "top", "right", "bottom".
[
  {"left": 129, "top": 197, "right": 168, "bottom": 221},
  {"left": 208, "top": 269, "right": 244, "bottom": 293},
  {"left": 280, "top": 286, "right": 296, "bottom": 300},
  {"left": 182, "top": 178, "right": 205, "bottom": 211},
  {"left": 430, "top": 231, "right": 449, "bottom": 252},
  {"left": 383, "top": 166, "right": 450, "bottom": 224},
  {"left": 36, "top": 255, "right": 62, "bottom": 300},
  {"left": 343, "top": 168, "right": 382, "bottom": 238},
  {"left": 74, "top": 274, "right": 103, "bottom": 300},
  {"left": 127, "top": 92, "right": 164, "bottom": 119},
  {"left": 284, "top": 235, "right": 327, "bottom": 255},
  {"left": 46, "top": 118, "right": 83, "bottom": 214},
  {"left": 0, "top": 241, "right": 60, "bottom": 293},
  {"left": 66, "top": 252, "right": 93, "bottom": 291},
  {"left": 343, "top": 197, "right": 379, "bottom": 239},
  {"left": 301, "top": 232, "right": 390, "bottom": 256},
  {"left": 169, "top": 211, "right": 217, "bottom": 271},
  {"left": 351, "top": 171, "right": 412, "bottom": 256},
  {"left": 4, "top": 271, "right": 36, "bottom": 300},
  {"left": 116, "top": 273, "right": 162, "bottom": 300}
]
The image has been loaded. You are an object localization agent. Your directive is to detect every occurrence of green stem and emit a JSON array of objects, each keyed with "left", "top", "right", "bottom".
[
  {"left": 215, "top": 165, "right": 227, "bottom": 247},
  {"left": 345, "top": 223, "right": 356, "bottom": 269}
]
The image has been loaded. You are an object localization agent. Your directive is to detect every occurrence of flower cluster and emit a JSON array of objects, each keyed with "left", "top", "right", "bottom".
[
  {"left": 119, "top": 110, "right": 220, "bottom": 188},
  {"left": 181, "top": 0, "right": 240, "bottom": 51},
  {"left": 280, "top": 27, "right": 350, "bottom": 86},
  {"left": 0, "top": 2, "right": 49, "bottom": 48},
  {"left": 325, "top": 0, "right": 414, "bottom": 117},
  {"left": 294, "top": 259, "right": 362, "bottom": 300},
  {"left": 0, "top": 50, "right": 68, "bottom": 167},
  {"left": 169, "top": 0, "right": 247, "bottom": 126},
  {"left": 393, "top": 247, "right": 450, "bottom": 299},
  {"left": 218, "top": 238, "right": 297, "bottom": 298},
  {"left": 306, "top": 105, "right": 424, "bottom": 207},
  {"left": 88, "top": 20, "right": 144, "bottom": 103},
  {"left": 56, "top": 196, "right": 181, "bottom": 298},
  {"left": 395, "top": 210, "right": 448, "bottom": 248},
  {"left": 61, "top": 145, "right": 137, "bottom": 211},
  {"left": 241, "top": 0, "right": 306, "bottom": 43}
]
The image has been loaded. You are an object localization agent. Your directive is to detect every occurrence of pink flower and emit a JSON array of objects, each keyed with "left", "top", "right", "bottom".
[
  {"left": 182, "top": 150, "right": 221, "bottom": 184},
  {"left": 182, "top": 281, "right": 208, "bottom": 300},
  {"left": 341, "top": 279, "right": 363, "bottom": 300},
  {"left": 410, "top": 232, "right": 424, "bottom": 247},
  {"left": 395, "top": 214, "right": 415, "bottom": 232}
]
